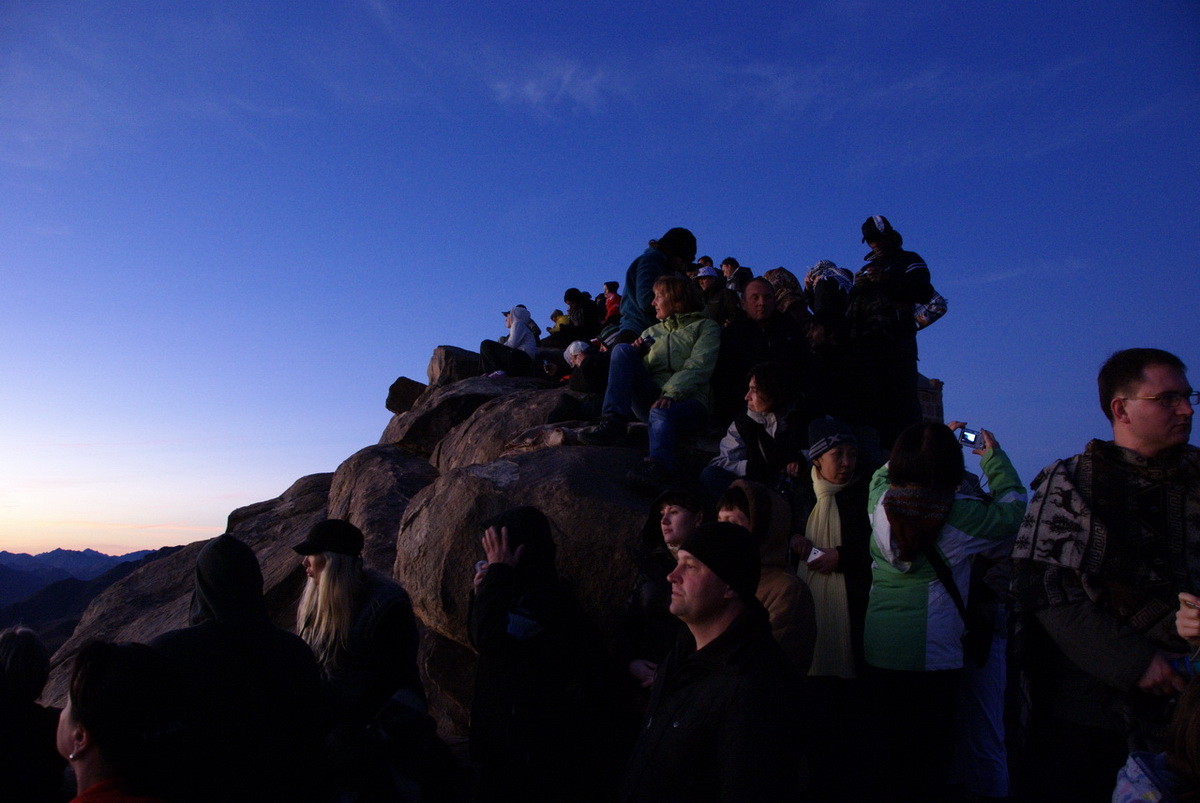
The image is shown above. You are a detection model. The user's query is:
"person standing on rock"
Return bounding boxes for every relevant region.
[293,519,432,799]
[469,506,620,801]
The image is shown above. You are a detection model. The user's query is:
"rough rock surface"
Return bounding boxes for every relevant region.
[327,444,440,571]
[378,375,556,455]
[427,345,483,388]
[395,445,648,647]
[385,376,427,415]
[430,387,575,472]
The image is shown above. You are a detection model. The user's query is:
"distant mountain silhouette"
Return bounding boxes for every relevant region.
[0,547,154,580]
[0,546,182,655]
[0,562,71,605]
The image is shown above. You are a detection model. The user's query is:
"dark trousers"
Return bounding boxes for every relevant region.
[868,666,962,802]
[479,340,535,376]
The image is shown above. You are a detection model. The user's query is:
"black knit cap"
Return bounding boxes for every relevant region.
[861,214,893,243]
[293,519,364,557]
[656,227,697,263]
[678,521,760,600]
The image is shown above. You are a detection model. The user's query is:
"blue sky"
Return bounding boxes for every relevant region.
[2,1,1197,554]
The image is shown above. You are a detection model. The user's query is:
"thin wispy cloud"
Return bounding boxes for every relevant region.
[489,58,610,115]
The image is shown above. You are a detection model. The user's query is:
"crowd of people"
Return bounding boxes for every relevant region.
[2,218,1197,802]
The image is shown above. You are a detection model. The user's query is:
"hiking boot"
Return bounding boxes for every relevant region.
[580,416,626,446]
[623,459,674,495]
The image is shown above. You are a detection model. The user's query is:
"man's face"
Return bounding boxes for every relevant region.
[697,276,716,292]
[721,262,735,277]
[667,549,733,623]
[1113,364,1194,457]
[742,281,776,323]
[660,504,703,547]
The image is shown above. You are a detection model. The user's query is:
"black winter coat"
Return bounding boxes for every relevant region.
[621,602,801,801]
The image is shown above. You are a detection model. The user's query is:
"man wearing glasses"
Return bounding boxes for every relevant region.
[1011,348,1198,801]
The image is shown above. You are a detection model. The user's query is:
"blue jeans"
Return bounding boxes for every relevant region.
[601,343,707,469]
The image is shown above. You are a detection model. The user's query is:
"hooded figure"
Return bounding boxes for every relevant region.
[151,534,326,802]
[468,506,621,800]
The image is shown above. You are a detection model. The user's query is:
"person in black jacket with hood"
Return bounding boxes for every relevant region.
[469,506,619,801]
[621,522,801,801]
[151,534,326,802]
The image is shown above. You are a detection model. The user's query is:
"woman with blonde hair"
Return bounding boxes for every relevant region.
[581,273,719,492]
[293,519,425,796]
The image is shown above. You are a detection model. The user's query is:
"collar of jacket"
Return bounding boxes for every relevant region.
[658,311,708,331]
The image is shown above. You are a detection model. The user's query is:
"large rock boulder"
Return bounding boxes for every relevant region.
[395,446,649,648]
[378,375,556,455]
[385,376,427,415]
[427,345,484,388]
[327,444,440,572]
[430,387,576,472]
[43,472,335,705]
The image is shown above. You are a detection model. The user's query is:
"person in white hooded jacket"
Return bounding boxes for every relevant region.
[480,304,540,377]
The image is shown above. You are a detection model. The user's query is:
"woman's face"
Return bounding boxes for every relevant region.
[302,553,327,580]
[745,378,774,414]
[660,504,703,547]
[813,445,857,485]
[652,289,679,320]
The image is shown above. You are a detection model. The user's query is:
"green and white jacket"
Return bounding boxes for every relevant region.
[863,447,1026,671]
[640,311,721,411]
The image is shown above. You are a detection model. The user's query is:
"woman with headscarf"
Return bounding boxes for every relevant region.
[863,421,1026,800]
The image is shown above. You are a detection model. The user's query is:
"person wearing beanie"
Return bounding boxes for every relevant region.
[469,507,621,800]
[786,416,877,799]
[292,519,426,798]
[694,264,740,326]
[616,226,697,343]
[151,534,326,802]
[621,521,801,801]
[847,215,937,448]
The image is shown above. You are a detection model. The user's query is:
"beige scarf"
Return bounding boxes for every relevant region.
[801,466,856,677]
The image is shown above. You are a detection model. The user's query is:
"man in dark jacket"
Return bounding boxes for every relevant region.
[151,534,327,802]
[712,277,812,427]
[847,215,936,447]
[621,522,801,801]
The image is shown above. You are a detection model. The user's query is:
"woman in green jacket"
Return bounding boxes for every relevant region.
[582,274,720,490]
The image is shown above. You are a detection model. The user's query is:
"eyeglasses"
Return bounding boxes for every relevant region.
[1118,390,1200,409]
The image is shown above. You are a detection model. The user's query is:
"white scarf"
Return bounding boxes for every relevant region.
[801,466,856,678]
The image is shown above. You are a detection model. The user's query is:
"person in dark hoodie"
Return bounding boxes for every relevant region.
[0,626,67,803]
[469,506,619,801]
[616,227,697,344]
[621,522,801,801]
[151,534,326,802]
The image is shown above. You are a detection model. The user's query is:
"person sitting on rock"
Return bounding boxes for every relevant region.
[580,274,720,494]
[544,288,601,348]
[695,265,741,326]
[720,256,754,299]
[562,340,609,420]
[616,227,697,345]
[600,280,621,327]
[480,305,540,378]
[469,506,619,800]
[293,519,427,799]
[699,361,807,501]
[716,480,817,675]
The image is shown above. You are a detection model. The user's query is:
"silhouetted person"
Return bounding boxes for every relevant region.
[151,534,326,802]
[0,626,67,802]
[57,640,177,802]
[469,506,619,801]
[616,227,697,344]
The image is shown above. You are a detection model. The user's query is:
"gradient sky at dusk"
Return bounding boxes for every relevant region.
[2,1,1197,554]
